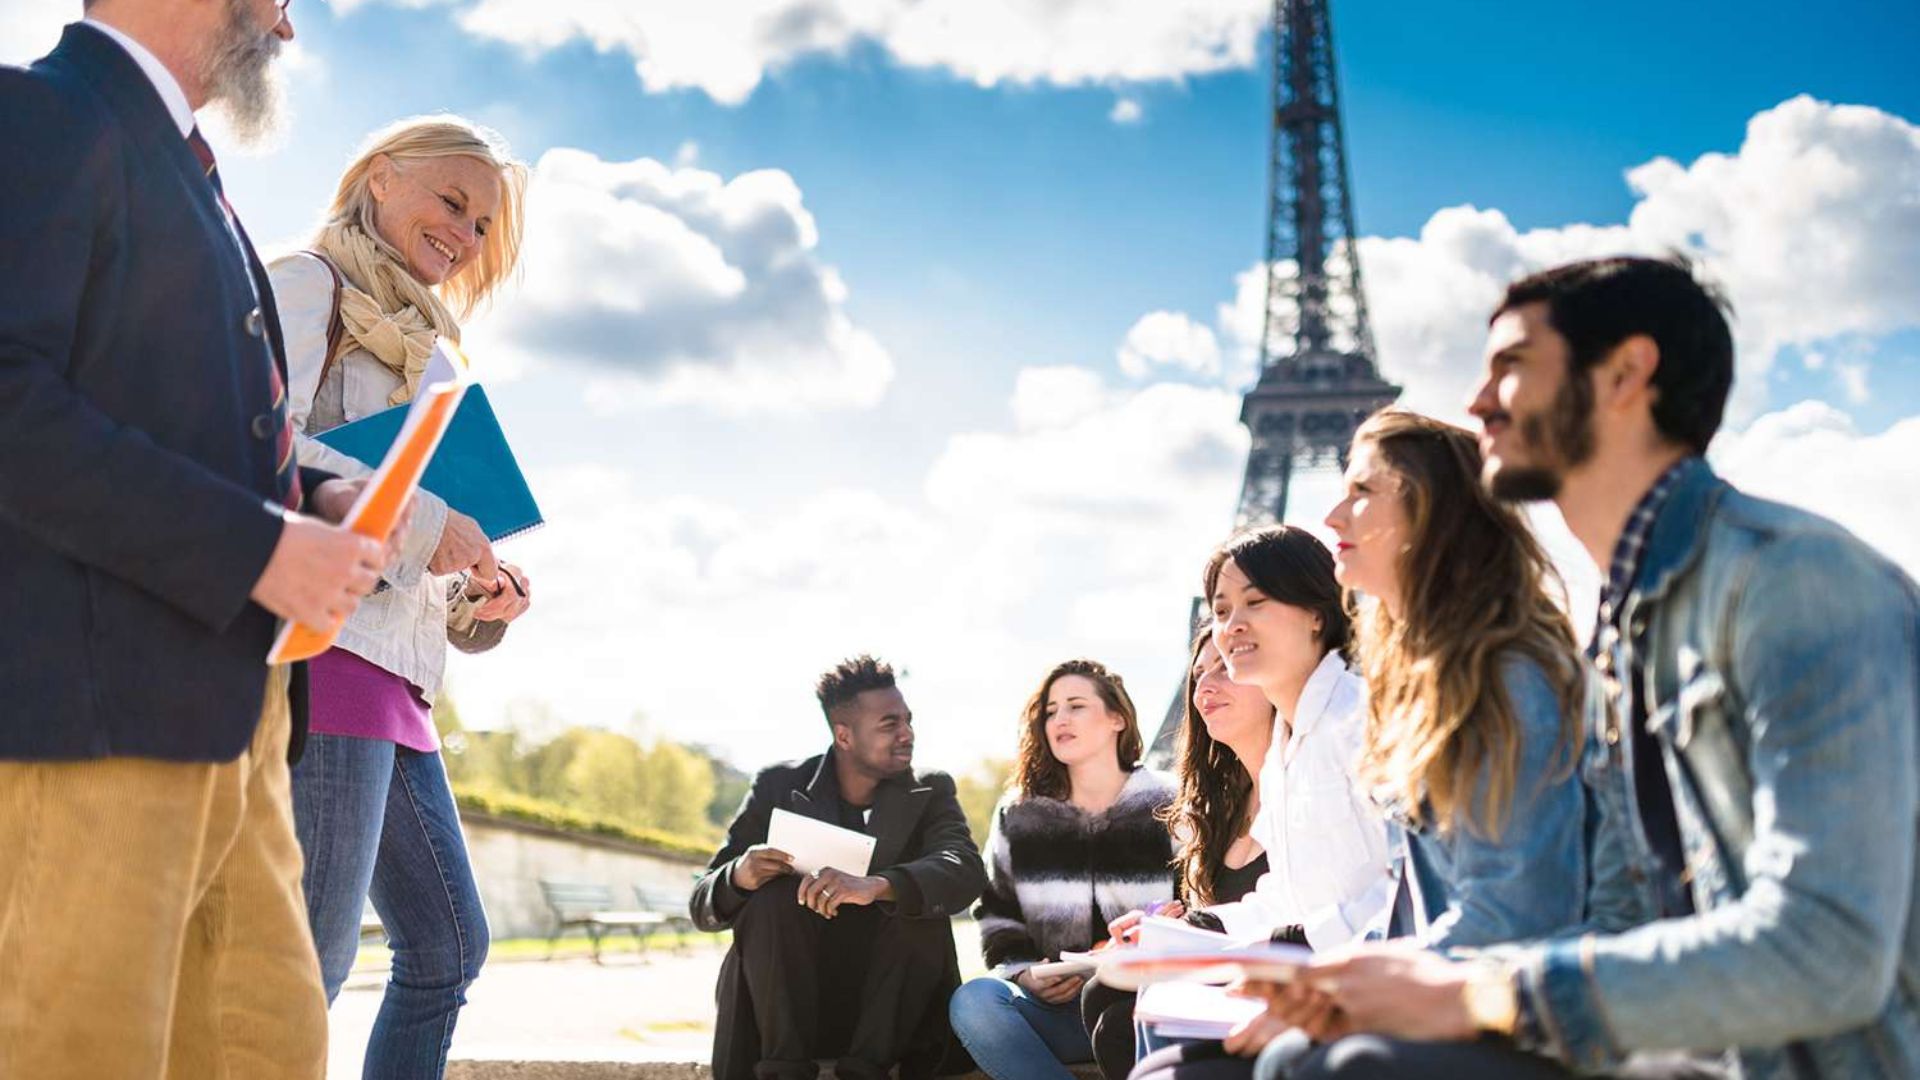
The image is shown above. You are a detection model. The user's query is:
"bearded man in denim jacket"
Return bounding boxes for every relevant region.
[1252,257,1919,1080]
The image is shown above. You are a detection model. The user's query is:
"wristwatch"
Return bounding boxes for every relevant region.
[1461,961,1519,1036]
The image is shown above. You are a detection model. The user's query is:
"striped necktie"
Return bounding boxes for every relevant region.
[186,126,301,513]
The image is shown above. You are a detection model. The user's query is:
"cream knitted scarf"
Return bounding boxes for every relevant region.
[314,221,462,406]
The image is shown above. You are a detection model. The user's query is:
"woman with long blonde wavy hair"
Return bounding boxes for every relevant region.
[1324,409,1594,949]
[268,115,532,1079]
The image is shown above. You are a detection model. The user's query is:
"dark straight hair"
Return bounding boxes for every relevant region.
[1203,525,1350,660]
[1495,255,1735,455]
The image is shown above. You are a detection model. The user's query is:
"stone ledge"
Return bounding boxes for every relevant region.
[446,1062,1102,1080]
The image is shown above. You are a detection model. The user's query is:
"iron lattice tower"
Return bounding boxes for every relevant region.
[1150,0,1398,761]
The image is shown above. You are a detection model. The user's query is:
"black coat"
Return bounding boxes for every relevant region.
[691,750,988,930]
[0,24,327,762]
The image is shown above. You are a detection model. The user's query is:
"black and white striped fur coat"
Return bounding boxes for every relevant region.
[972,767,1178,976]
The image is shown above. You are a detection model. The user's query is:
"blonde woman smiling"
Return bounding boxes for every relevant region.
[269,116,531,1080]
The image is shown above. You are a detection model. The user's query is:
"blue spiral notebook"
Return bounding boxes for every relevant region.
[313,385,544,542]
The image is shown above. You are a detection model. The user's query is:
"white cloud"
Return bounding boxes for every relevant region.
[340,0,1266,105]
[467,147,894,414]
[1010,365,1110,431]
[0,4,68,65]
[1110,97,1144,125]
[1209,97,1920,426]
[452,367,1249,767]
[1118,311,1222,380]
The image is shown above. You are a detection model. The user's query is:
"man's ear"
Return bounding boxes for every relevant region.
[830,721,852,752]
[1598,334,1660,411]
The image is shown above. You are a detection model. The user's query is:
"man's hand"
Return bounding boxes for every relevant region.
[250,513,384,628]
[1015,967,1085,1005]
[468,562,532,623]
[1222,1010,1297,1057]
[308,478,406,567]
[1297,945,1477,1042]
[796,867,893,918]
[1245,979,1346,1044]
[729,845,794,892]
[429,508,497,582]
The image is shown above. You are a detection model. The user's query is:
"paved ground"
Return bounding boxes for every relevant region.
[327,924,986,1080]
[327,942,726,1079]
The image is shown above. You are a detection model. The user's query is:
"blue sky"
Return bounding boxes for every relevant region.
[5,1,1917,768]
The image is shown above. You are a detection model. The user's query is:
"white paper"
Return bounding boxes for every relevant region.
[768,808,876,877]
[1138,914,1264,952]
[1136,982,1265,1039]
[1030,950,1100,980]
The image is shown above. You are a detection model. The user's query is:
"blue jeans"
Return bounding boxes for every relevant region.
[292,733,490,1080]
[950,975,1094,1080]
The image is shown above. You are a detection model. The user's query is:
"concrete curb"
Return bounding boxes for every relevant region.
[446,1063,1099,1080]
[447,1064,710,1080]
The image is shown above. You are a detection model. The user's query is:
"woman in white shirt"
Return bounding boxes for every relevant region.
[1201,525,1392,951]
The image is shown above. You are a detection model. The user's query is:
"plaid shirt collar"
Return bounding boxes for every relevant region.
[1597,458,1693,636]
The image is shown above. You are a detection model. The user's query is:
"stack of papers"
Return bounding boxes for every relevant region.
[1135,982,1267,1040]
[1092,939,1313,992]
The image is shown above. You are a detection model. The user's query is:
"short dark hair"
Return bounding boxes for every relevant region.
[815,654,897,725]
[1203,525,1350,659]
[1495,256,1735,455]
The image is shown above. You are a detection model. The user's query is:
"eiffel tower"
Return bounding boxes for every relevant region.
[1148,0,1399,761]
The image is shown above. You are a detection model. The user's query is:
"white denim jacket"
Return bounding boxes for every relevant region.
[1208,651,1395,949]
[268,252,498,700]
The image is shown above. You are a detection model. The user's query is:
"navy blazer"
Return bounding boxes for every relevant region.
[0,24,328,762]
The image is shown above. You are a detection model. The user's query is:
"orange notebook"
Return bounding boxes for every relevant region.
[268,342,472,665]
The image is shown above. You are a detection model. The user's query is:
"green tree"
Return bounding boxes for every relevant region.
[955,757,1013,848]
[688,744,751,831]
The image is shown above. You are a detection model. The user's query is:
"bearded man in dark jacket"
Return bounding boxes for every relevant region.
[692,655,988,1080]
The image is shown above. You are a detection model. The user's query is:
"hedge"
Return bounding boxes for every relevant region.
[452,785,716,861]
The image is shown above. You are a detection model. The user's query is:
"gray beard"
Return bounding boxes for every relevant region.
[199,0,283,146]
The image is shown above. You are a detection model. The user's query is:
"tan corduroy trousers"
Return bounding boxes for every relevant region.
[0,666,328,1079]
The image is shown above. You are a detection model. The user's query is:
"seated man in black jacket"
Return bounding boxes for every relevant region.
[692,654,988,1080]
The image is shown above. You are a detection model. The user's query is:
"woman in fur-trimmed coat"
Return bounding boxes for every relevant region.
[950,659,1178,1080]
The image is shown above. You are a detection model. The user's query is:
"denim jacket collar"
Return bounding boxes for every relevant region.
[1622,457,1728,615]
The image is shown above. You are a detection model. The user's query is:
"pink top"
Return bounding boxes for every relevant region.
[307,647,439,753]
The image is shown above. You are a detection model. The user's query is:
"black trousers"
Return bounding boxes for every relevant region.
[1081,981,1141,1080]
[714,875,958,1080]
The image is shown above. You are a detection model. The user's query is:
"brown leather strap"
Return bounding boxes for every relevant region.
[302,249,347,392]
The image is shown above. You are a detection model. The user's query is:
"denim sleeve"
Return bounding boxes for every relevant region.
[1521,534,1920,1069]
[1423,655,1588,951]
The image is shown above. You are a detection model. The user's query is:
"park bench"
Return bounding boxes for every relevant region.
[632,884,700,951]
[538,880,667,963]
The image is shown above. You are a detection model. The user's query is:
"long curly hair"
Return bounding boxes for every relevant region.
[1010,659,1143,801]
[1350,410,1583,838]
[1160,632,1272,906]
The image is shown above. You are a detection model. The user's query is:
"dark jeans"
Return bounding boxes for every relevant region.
[723,875,954,1080]
[1272,1036,1726,1080]
[292,733,489,1080]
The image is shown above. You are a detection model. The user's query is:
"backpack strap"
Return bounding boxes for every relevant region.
[301,249,348,391]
